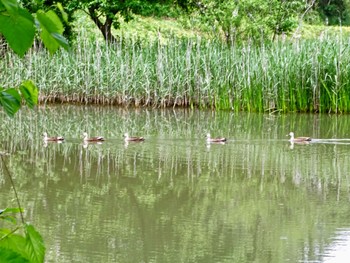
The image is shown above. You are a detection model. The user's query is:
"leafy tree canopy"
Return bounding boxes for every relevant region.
[317,0,350,25]
[0,0,69,116]
[17,0,350,45]
[22,0,192,43]
[188,0,310,43]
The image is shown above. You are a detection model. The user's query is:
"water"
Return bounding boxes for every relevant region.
[1,105,350,262]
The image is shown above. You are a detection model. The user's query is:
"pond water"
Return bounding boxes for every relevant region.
[1,105,350,263]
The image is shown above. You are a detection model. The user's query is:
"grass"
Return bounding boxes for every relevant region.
[2,25,350,113]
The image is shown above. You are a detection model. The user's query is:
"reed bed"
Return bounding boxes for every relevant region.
[1,31,350,113]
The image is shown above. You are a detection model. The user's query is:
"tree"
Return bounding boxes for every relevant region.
[190,0,310,43]
[317,0,350,25]
[22,0,192,43]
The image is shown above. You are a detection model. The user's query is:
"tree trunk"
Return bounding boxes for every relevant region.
[88,8,117,43]
[0,34,8,58]
[100,17,117,43]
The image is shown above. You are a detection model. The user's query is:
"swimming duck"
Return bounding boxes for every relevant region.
[287,132,311,142]
[206,133,227,143]
[83,132,105,142]
[43,132,64,142]
[124,133,145,142]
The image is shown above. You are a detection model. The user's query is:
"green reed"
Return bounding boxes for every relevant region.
[1,31,350,113]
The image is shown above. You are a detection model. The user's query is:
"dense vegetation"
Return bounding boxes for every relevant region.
[1,2,350,262]
[2,0,350,114]
[2,27,350,113]
[2,1,350,262]
[0,0,69,116]
[20,0,350,43]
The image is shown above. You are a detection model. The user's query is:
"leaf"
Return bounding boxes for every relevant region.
[0,208,23,224]
[0,7,35,57]
[0,0,19,14]
[56,2,68,23]
[0,88,21,117]
[36,10,69,54]
[0,229,28,259]
[0,208,23,215]
[0,247,29,263]
[19,80,39,109]
[37,10,64,33]
[51,32,70,51]
[25,224,45,263]
[0,215,17,225]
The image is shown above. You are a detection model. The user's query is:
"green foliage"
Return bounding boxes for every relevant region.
[0,0,69,261]
[0,0,69,56]
[0,81,38,117]
[0,0,69,117]
[0,208,23,224]
[0,88,21,117]
[36,10,69,53]
[24,225,45,263]
[190,0,307,42]
[0,2,35,57]
[317,0,350,25]
[22,0,75,41]
[0,209,45,263]
[0,152,46,263]
[0,247,29,263]
[19,81,39,109]
[26,0,191,42]
[17,0,350,43]
[2,32,350,113]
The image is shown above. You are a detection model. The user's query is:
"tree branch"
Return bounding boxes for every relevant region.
[1,154,25,224]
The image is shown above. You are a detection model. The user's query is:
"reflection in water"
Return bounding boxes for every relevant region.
[323,229,350,263]
[82,141,104,148]
[206,141,226,150]
[1,106,350,262]
[289,140,310,149]
[43,140,64,148]
[124,140,145,149]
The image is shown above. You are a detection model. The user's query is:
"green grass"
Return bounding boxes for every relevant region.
[2,27,350,113]
[73,11,207,43]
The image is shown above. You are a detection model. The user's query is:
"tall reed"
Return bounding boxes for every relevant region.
[1,30,350,113]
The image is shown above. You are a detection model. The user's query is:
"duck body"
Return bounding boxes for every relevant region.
[124,133,145,142]
[206,133,227,143]
[43,132,64,142]
[288,132,311,142]
[83,132,105,142]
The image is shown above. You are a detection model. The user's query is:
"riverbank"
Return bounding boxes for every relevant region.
[2,30,350,113]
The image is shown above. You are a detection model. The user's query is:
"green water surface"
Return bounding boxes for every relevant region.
[1,105,350,263]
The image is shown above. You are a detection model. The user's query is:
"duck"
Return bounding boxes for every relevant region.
[43,132,64,142]
[287,132,311,142]
[124,133,145,142]
[206,133,227,143]
[83,132,105,142]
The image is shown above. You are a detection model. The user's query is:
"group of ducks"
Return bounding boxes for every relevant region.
[205,132,311,143]
[43,131,311,144]
[43,132,145,143]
